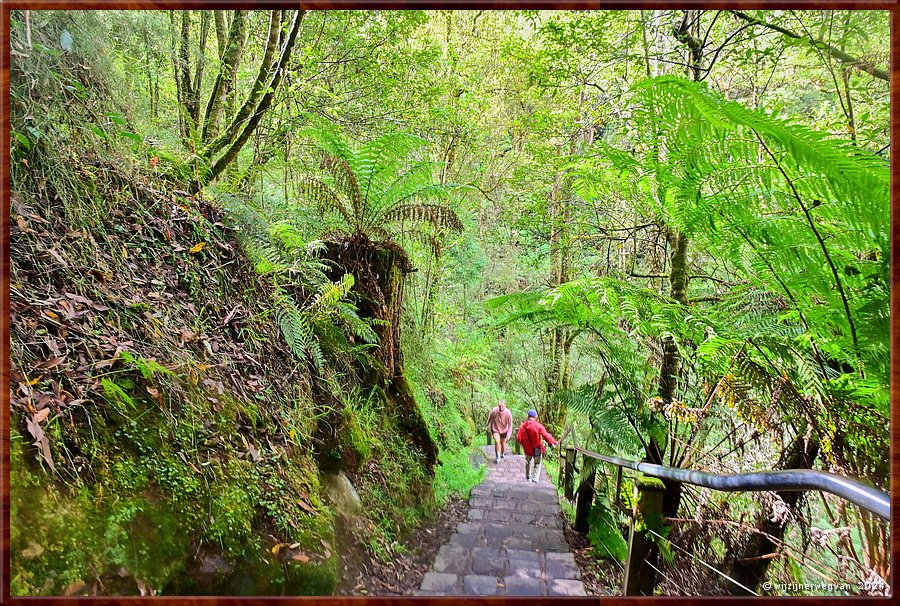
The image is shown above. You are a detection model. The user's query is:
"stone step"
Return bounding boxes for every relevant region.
[418,446,588,596]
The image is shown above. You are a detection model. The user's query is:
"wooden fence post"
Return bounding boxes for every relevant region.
[623,474,666,596]
[574,457,597,532]
[563,447,576,501]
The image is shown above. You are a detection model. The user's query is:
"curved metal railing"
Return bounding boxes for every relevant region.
[557,428,890,520]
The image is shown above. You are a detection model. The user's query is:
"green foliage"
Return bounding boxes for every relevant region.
[120,351,174,380]
[100,378,137,414]
[9,7,891,597]
[586,501,628,563]
[222,194,378,371]
[433,447,485,506]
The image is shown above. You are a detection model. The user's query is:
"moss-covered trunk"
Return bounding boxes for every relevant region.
[323,236,438,471]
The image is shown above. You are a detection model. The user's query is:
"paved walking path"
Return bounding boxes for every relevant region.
[416,446,587,596]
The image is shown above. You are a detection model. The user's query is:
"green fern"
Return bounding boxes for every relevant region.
[221,194,377,372]
[299,126,466,252]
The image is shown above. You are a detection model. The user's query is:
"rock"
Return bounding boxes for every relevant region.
[198,553,234,575]
[323,471,362,515]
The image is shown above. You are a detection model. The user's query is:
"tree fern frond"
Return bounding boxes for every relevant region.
[299,178,354,226]
[383,203,463,233]
[274,289,321,371]
[320,152,364,221]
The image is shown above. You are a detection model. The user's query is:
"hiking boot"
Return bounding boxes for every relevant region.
[531,478,538,483]
[495,456,500,464]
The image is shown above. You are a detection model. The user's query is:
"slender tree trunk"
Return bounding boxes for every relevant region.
[189,11,211,127]
[203,10,288,159]
[544,142,573,435]
[177,12,196,136]
[213,10,227,58]
[204,11,304,187]
[642,12,702,591]
[202,10,251,143]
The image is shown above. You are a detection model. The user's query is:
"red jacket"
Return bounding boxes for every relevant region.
[516,418,557,455]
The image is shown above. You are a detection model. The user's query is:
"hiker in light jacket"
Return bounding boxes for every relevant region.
[516,409,557,482]
[486,399,513,464]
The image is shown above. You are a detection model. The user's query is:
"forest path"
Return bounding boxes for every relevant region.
[415,446,587,596]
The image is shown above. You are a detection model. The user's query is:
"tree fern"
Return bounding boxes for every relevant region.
[221,194,377,371]
[298,125,465,255]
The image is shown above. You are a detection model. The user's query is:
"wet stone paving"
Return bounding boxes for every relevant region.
[416,446,587,596]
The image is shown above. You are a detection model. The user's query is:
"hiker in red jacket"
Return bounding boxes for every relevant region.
[516,410,557,483]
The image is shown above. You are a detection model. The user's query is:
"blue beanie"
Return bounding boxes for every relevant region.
[528,409,537,417]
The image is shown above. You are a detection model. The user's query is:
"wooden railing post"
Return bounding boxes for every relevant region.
[574,456,597,532]
[623,474,666,596]
[563,447,576,501]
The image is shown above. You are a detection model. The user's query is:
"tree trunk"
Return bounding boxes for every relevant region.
[323,236,439,472]
[201,10,249,143]
[201,10,304,187]
[544,143,574,435]
[203,10,289,159]
[189,11,211,128]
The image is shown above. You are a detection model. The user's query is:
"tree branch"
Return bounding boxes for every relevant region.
[730,10,888,82]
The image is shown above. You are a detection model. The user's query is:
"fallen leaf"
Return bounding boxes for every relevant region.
[46,247,69,267]
[33,408,51,424]
[297,499,316,514]
[39,436,57,472]
[146,387,163,406]
[292,553,311,563]
[45,310,59,319]
[63,581,85,596]
[26,416,45,443]
[21,541,44,558]
[150,156,159,168]
[94,360,115,373]
[222,305,242,325]
[247,443,260,462]
[271,543,286,556]
[189,242,206,254]
[35,356,66,370]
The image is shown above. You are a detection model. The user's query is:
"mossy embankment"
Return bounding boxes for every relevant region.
[8,151,475,596]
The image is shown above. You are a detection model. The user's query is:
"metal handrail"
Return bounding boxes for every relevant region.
[558,427,890,521]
